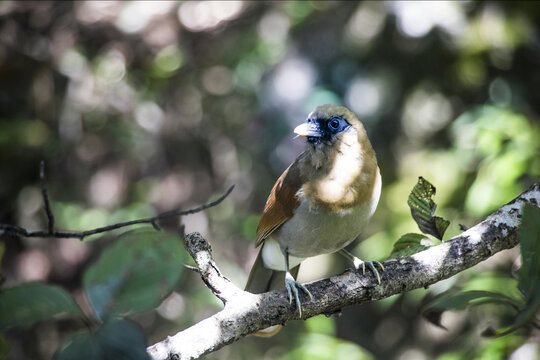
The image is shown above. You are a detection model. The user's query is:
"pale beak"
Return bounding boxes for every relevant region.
[293,121,322,138]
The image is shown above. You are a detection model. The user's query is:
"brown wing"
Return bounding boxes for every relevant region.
[255,154,305,246]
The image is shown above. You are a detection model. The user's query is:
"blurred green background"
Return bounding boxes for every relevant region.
[1,1,539,359]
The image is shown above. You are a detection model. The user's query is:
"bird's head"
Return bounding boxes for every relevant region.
[294,104,368,150]
[293,104,378,209]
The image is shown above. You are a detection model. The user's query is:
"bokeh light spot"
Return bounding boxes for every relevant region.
[95,50,126,84]
[402,87,453,141]
[152,45,183,78]
[24,120,49,147]
[202,66,234,96]
[270,57,316,106]
[17,250,51,281]
[178,1,244,32]
[156,291,185,320]
[389,1,466,38]
[135,101,165,134]
[88,167,125,207]
[345,1,386,47]
[345,77,381,118]
[489,77,512,105]
[258,10,290,44]
[115,1,175,34]
[17,186,42,217]
[59,49,88,79]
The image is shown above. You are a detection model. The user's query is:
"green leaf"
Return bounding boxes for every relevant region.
[388,233,434,259]
[53,318,149,360]
[422,290,522,329]
[487,296,540,337]
[0,334,9,358]
[461,272,523,302]
[0,241,5,280]
[517,204,540,298]
[426,290,521,311]
[0,283,83,331]
[486,204,540,337]
[407,177,450,240]
[83,230,184,321]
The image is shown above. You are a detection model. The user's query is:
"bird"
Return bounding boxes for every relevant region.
[245,104,382,337]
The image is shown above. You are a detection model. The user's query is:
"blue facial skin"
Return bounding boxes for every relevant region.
[306,116,351,144]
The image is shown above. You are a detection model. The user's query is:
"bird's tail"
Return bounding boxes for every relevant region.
[245,248,299,337]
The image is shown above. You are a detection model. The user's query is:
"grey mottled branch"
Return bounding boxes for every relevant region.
[147,182,540,360]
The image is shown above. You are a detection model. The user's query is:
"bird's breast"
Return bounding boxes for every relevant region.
[276,169,381,259]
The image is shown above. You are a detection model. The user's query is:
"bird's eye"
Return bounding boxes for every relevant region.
[327,118,341,131]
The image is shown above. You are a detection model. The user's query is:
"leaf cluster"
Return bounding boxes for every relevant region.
[0,230,184,359]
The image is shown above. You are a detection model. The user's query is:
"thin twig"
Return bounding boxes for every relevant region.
[184,265,201,273]
[40,161,55,235]
[0,185,235,240]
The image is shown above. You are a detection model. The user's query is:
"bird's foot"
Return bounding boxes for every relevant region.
[352,258,385,284]
[285,271,312,317]
[339,249,385,284]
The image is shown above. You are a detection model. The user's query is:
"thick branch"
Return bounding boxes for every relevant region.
[147,182,540,360]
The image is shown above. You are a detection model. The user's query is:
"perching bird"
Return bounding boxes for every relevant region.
[245,104,382,336]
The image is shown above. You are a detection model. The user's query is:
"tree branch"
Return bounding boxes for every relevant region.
[147,182,540,360]
[0,161,234,240]
[183,232,246,304]
[39,160,55,235]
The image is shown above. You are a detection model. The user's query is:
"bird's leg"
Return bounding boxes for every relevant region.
[339,248,384,284]
[284,249,312,317]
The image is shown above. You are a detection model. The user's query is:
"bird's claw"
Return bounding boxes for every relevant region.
[356,259,385,284]
[341,249,384,284]
[285,272,312,317]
